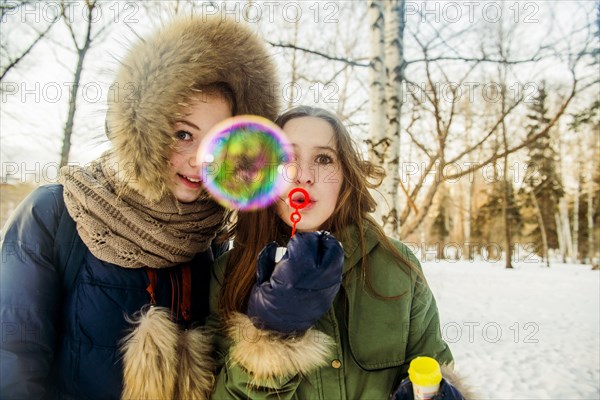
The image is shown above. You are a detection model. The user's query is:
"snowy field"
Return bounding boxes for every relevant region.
[422,259,600,400]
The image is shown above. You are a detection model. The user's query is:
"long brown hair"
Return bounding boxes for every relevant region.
[219,106,421,317]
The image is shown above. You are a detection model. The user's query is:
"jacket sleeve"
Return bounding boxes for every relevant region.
[399,256,476,398]
[402,244,454,372]
[0,185,65,398]
[208,253,333,400]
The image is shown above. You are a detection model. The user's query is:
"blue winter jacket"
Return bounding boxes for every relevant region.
[0,185,216,399]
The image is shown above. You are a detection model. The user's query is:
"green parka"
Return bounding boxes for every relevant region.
[208,223,453,399]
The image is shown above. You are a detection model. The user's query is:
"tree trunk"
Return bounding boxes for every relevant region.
[367,0,386,160]
[559,197,573,262]
[59,3,95,167]
[572,180,580,262]
[499,81,513,269]
[466,177,474,260]
[60,49,86,167]
[366,0,406,238]
[288,18,299,109]
[501,169,513,268]
[531,191,550,267]
[587,181,595,265]
[367,0,386,223]
[555,212,566,262]
[453,185,465,259]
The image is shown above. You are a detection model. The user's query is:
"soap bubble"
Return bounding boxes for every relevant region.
[197,115,293,210]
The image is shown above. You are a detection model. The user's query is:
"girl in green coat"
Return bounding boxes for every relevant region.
[208,106,473,399]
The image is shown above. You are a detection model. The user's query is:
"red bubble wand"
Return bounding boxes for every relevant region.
[288,188,310,237]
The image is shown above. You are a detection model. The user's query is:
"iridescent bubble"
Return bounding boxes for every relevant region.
[197,115,293,210]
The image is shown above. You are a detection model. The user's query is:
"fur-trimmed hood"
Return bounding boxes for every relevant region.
[106,16,279,201]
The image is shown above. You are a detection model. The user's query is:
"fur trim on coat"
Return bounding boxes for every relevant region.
[174,328,216,400]
[441,364,478,399]
[107,16,280,201]
[226,312,334,387]
[120,307,215,400]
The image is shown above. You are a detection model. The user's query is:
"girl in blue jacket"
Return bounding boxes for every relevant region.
[0,16,278,399]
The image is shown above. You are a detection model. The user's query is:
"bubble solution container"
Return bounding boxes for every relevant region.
[408,356,442,400]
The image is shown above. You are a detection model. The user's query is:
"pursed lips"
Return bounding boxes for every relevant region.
[289,198,317,209]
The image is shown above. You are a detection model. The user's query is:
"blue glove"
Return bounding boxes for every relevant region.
[246,231,344,334]
[392,378,465,400]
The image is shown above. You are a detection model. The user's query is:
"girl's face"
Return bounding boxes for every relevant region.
[276,116,343,232]
[167,94,232,203]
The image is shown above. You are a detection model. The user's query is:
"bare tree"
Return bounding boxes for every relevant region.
[362,2,580,241]
[287,17,300,109]
[1,1,59,80]
[59,0,111,167]
[495,14,518,269]
[266,2,369,119]
[400,4,598,247]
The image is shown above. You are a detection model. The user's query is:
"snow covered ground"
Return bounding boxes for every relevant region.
[422,259,600,400]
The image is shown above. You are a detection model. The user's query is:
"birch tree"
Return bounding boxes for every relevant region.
[367,0,386,167]
[366,0,405,237]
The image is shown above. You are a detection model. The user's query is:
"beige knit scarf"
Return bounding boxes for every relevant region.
[59,156,227,268]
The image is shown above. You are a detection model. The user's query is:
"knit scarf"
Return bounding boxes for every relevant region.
[59,156,227,268]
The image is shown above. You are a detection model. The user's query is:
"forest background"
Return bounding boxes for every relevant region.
[1,0,599,268]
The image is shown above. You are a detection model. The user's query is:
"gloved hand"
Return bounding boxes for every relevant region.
[246,231,344,334]
[392,377,466,400]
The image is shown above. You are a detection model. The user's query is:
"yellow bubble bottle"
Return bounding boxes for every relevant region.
[408,356,442,400]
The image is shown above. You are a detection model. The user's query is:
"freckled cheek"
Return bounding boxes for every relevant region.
[168,152,188,171]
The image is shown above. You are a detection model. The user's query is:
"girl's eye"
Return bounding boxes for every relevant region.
[315,153,334,165]
[175,130,192,141]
